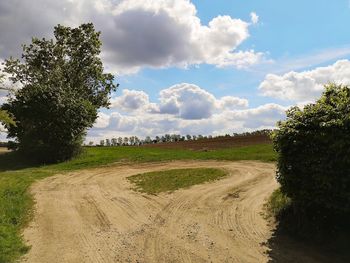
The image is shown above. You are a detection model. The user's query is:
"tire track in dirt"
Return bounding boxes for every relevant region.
[22,161,277,263]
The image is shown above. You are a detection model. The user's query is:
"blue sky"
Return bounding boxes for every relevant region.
[116,0,350,105]
[1,0,350,141]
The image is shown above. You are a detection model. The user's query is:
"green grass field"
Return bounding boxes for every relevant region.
[128,168,228,194]
[0,144,275,262]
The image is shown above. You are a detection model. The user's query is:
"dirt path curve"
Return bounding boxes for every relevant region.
[22,161,278,263]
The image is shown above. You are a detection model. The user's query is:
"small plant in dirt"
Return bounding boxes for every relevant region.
[273,83,350,237]
[1,23,117,162]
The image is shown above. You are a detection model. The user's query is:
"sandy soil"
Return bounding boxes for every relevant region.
[22,161,279,263]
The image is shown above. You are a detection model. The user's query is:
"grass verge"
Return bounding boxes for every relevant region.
[265,188,291,218]
[128,168,227,194]
[0,143,275,262]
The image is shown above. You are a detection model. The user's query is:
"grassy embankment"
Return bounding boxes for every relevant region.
[0,143,275,262]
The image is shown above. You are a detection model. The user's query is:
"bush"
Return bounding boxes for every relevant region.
[273,84,350,216]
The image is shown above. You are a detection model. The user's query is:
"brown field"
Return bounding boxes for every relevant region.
[142,134,271,150]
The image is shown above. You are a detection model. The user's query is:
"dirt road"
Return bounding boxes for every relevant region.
[22,161,278,263]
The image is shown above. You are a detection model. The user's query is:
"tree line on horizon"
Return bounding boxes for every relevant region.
[92,129,272,147]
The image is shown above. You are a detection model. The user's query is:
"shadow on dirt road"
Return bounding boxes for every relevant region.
[266,223,350,263]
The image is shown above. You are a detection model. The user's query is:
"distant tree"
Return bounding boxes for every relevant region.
[88,141,94,146]
[99,140,105,146]
[164,134,171,142]
[155,136,160,143]
[129,136,135,145]
[1,23,117,162]
[192,135,197,140]
[117,137,123,146]
[123,137,129,145]
[186,134,192,141]
[105,139,111,146]
[111,138,117,146]
[145,136,151,144]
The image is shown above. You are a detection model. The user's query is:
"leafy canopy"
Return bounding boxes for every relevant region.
[1,23,117,162]
[0,74,15,129]
[273,84,350,214]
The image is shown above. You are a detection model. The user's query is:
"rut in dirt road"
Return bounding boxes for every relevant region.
[22,161,278,263]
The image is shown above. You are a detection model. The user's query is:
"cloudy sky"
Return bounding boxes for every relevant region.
[1,0,350,142]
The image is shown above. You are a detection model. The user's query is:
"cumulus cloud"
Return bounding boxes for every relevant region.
[217,96,249,110]
[259,59,350,102]
[156,83,217,119]
[111,83,249,120]
[111,89,150,111]
[86,83,284,142]
[157,84,249,119]
[94,112,110,128]
[230,103,286,129]
[0,0,262,74]
[87,102,285,142]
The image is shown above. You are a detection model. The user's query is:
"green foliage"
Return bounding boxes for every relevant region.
[128,168,227,194]
[1,23,117,162]
[273,84,350,215]
[0,110,15,129]
[0,75,15,130]
[265,188,291,218]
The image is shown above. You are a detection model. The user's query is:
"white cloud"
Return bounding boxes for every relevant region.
[259,59,350,102]
[94,112,110,128]
[86,84,285,142]
[217,96,249,109]
[87,102,285,142]
[250,12,259,24]
[157,83,217,119]
[112,84,249,120]
[111,89,150,111]
[230,103,286,129]
[0,0,262,74]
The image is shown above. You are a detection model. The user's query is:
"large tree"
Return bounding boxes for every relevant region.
[1,23,117,162]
